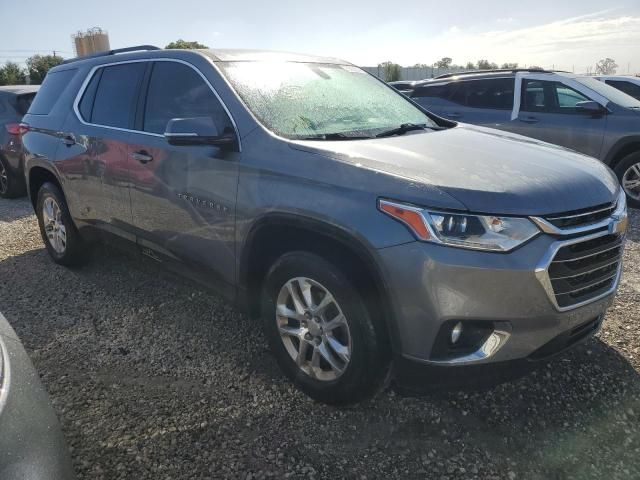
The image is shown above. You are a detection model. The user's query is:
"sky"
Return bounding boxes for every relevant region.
[1,0,639,73]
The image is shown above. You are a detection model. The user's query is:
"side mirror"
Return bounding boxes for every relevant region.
[164,117,236,147]
[575,101,605,114]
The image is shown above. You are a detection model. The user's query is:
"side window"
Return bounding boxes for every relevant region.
[412,83,453,99]
[90,63,146,128]
[78,69,102,121]
[29,69,77,115]
[465,79,514,110]
[554,84,589,109]
[143,62,231,135]
[605,80,640,100]
[521,80,550,112]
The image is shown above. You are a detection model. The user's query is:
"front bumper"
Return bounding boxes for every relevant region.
[0,314,75,480]
[376,229,619,370]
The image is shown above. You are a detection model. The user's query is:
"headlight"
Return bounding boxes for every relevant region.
[379,199,540,252]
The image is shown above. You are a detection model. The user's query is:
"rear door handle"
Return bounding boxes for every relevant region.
[519,116,540,124]
[130,150,153,164]
[59,132,76,146]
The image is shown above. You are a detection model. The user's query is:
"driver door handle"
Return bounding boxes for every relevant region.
[130,150,153,164]
[519,116,540,124]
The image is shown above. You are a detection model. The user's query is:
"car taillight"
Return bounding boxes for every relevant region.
[5,123,29,136]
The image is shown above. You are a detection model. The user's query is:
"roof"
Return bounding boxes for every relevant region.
[200,48,350,65]
[422,70,578,85]
[0,85,39,95]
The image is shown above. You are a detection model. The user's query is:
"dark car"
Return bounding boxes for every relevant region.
[0,312,75,479]
[410,69,640,207]
[0,85,38,198]
[21,47,627,404]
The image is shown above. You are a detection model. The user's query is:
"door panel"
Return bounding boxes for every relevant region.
[127,60,239,286]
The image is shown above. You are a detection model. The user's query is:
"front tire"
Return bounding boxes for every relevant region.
[614,151,640,209]
[261,251,389,405]
[36,182,88,266]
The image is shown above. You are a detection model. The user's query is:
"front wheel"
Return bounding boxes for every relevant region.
[261,251,389,405]
[614,151,640,209]
[36,182,88,266]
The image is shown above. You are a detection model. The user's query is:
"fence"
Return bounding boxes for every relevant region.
[361,66,472,81]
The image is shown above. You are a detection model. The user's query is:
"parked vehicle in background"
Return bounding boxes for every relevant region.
[411,70,640,207]
[0,86,39,198]
[0,311,75,479]
[593,76,640,101]
[22,47,627,404]
[388,80,420,95]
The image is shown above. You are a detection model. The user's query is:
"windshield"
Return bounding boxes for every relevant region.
[574,76,640,108]
[219,61,438,139]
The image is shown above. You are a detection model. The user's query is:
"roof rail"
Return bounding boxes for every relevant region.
[61,45,161,65]
[434,68,549,80]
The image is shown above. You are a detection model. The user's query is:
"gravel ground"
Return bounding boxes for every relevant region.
[1,197,639,480]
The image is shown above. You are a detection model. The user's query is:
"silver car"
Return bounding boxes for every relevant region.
[411,70,640,207]
[0,312,74,479]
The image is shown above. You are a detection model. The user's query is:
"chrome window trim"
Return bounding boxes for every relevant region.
[534,229,624,312]
[72,58,242,151]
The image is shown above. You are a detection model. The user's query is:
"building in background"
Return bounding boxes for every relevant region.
[72,28,110,57]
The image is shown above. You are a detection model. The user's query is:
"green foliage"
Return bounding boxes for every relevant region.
[379,61,402,82]
[477,59,498,70]
[465,61,476,70]
[595,58,618,75]
[165,39,209,49]
[434,57,452,69]
[501,62,519,69]
[26,55,64,85]
[0,62,27,85]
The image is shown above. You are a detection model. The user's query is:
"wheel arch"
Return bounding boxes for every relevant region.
[27,165,63,209]
[238,213,401,353]
[604,135,640,169]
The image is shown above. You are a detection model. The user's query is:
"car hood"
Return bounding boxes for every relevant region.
[289,124,619,215]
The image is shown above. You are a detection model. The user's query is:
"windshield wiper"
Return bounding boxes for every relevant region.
[375,123,431,138]
[298,132,373,140]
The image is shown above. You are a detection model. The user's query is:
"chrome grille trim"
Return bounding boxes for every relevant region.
[535,230,624,312]
[545,204,615,222]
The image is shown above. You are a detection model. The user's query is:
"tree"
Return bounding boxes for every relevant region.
[379,61,402,82]
[413,63,430,68]
[477,59,498,70]
[501,62,518,69]
[165,39,209,49]
[0,62,27,85]
[434,57,452,69]
[465,61,476,70]
[26,54,64,84]
[595,58,618,75]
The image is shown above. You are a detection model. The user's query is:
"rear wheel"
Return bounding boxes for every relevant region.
[36,182,88,266]
[614,151,640,209]
[0,156,25,199]
[261,251,389,405]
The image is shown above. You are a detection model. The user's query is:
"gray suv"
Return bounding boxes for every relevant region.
[410,70,640,208]
[22,47,628,404]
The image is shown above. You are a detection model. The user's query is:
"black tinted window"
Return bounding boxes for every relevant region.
[412,83,454,99]
[143,62,230,134]
[91,63,146,128]
[14,93,36,116]
[465,79,514,109]
[29,69,77,115]
[605,80,640,100]
[78,69,102,121]
[522,80,590,113]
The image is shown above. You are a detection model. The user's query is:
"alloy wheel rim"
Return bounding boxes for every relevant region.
[42,197,67,254]
[276,277,351,381]
[622,162,640,201]
[0,162,7,194]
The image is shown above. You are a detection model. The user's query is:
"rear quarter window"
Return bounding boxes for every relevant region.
[29,69,77,115]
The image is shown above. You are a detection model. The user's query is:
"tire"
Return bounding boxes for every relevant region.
[614,151,640,209]
[36,182,88,266]
[261,251,390,405]
[0,156,25,199]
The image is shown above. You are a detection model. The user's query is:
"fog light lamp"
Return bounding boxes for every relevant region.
[451,322,463,344]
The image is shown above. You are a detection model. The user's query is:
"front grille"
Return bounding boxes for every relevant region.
[548,234,623,308]
[543,202,615,229]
